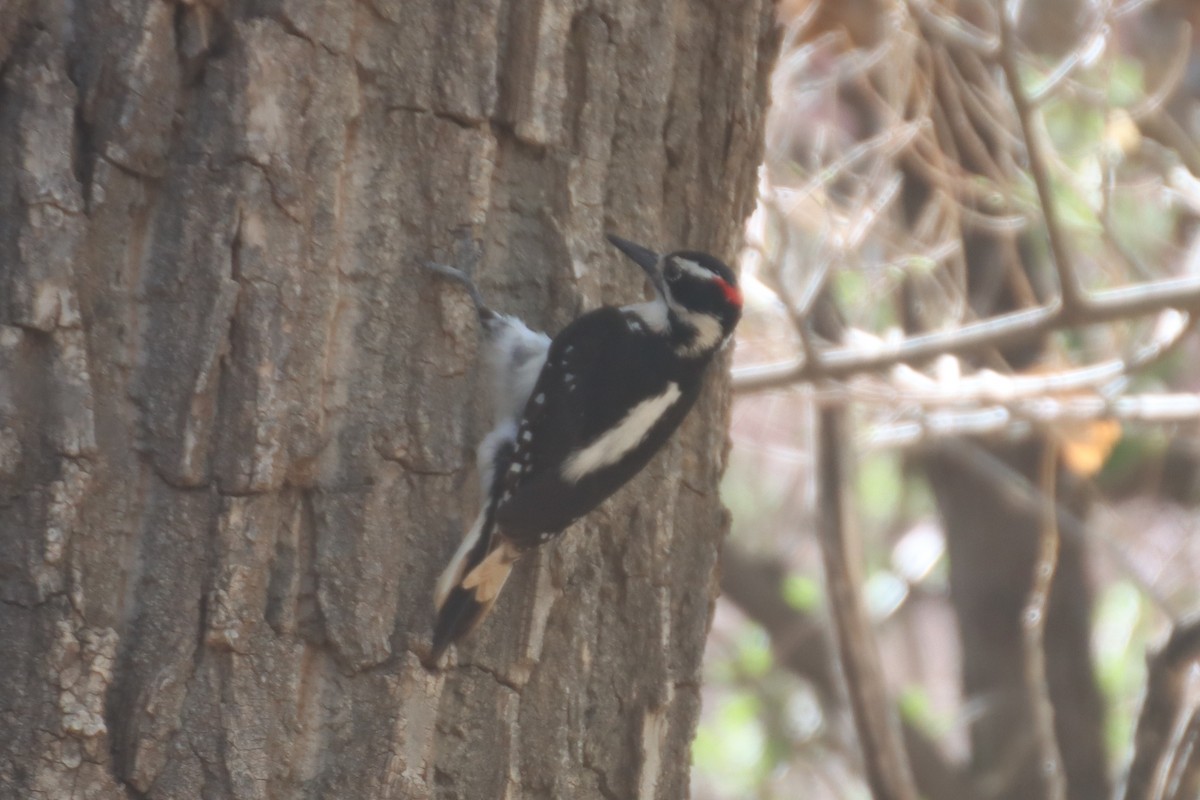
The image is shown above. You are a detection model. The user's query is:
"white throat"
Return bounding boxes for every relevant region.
[674,307,725,358]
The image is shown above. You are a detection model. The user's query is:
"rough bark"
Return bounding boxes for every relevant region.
[0,2,778,798]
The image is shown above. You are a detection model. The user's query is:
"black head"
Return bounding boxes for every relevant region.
[606,234,743,355]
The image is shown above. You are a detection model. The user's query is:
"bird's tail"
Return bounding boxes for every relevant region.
[434,532,523,662]
[430,434,522,664]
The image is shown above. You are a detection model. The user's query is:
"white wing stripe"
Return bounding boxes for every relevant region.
[561,382,682,482]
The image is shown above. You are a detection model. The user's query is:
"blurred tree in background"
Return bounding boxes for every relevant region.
[696,1,1200,798]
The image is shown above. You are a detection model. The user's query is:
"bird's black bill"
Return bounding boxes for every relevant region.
[604,232,662,277]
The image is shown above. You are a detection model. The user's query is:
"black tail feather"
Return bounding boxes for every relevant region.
[427,439,518,667]
[430,584,489,663]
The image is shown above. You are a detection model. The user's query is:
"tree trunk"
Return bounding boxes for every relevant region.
[924,443,1108,800]
[0,2,778,798]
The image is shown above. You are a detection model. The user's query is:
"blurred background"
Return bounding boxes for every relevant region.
[692,1,1200,798]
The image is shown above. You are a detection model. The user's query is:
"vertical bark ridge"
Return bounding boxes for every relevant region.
[0,2,779,797]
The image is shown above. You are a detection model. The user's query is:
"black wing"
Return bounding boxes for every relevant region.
[494,307,700,543]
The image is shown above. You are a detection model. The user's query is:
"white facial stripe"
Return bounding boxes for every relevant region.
[676,309,726,357]
[562,382,682,481]
[675,258,713,282]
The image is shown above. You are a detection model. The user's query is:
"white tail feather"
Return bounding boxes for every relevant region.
[436,421,518,612]
[434,509,486,612]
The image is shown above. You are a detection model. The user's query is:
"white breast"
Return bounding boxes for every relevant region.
[486,314,551,424]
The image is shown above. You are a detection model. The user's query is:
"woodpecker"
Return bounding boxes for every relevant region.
[427,234,743,663]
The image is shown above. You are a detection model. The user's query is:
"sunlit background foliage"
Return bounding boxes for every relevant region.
[693,1,1200,797]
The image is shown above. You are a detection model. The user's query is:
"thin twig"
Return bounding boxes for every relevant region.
[734,271,1200,391]
[997,0,1084,314]
[1129,23,1192,122]
[719,547,982,800]
[906,0,1000,55]
[1123,617,1200,800]
[1163,709,1200,800]
[863,392,1200,452]
[844,307,1192,406]
[1023,439,1067,800]
[1026,2,1112,107]
[928,440,1178,622]
[817,407,920,800]
[1100,157,1157,281]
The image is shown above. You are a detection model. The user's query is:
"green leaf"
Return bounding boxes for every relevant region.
[693,693,768,795]
[1108,58,1145,107]
[856,452,904,527]
[782,574,822,612]
[898,685,934,726]
[737,629,773,678]
[1094,581,1148,759]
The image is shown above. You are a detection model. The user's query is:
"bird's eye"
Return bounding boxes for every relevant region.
[663,260,682,282]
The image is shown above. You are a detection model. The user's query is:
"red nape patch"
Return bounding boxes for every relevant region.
[716,278,743,308]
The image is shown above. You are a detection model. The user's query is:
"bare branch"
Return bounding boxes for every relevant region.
[864,392,1200,452]
[734,276,1200,391]
[1027,5,1112,107]
[926,440,1179,621]
[906,0,1000,55]
[1022,440,1067,800]
[852,308,1191,404]
[1129,23,1192,122]
[817,407,919,800]
[997,0,1084,315]
[719,548,983,800]
[1123,617,1200,800]
[1163,710,1200,800]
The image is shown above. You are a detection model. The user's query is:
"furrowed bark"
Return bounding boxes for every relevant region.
[0,2,779,798]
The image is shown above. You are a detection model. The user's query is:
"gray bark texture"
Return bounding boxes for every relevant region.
[0,2,778,798]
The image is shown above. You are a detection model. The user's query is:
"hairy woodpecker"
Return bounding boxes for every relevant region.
[427,234,743,662]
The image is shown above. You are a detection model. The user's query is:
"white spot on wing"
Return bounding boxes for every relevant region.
[561,382,682,482]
